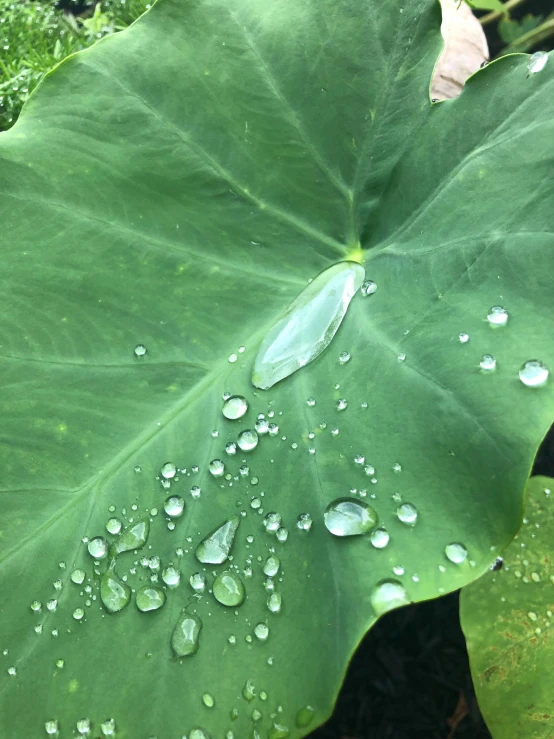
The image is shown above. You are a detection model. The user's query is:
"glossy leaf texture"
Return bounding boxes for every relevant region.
[461,477,554,739]
[0,1,553,737]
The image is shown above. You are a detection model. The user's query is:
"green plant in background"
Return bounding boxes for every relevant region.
[0,0,149,131]
[475,0,554,53]
[0,0,553,738]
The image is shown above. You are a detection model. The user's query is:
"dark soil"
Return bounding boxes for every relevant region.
[310,424,554,738]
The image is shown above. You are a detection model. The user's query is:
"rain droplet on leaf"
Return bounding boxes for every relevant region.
[237,429,258,451]
[445,542,468,564]
[134,344,147,357]
[164,495,185,518]
[480,354,496,371]
[222,395,248,420]
[113,519,150,554]
[487,305,508,326]
[87,537,108,559]
[100,569,131,614]
[136,586,166,612]
[397,503,418,526]
[251,262,365,389]
[361,280,377,296]
[161,462,177,479]
[324,498,378,536]
[370,579,410,615]
[370,527,390,549]
[528,50,548,75]
[195,517,240,564]
[213,571,246,607]
[519,360,549,387]
[208,459,225,477]
[171,610,202,657]
[254,623,269,641]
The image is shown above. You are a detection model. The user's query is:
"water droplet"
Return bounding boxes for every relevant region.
[397,503,418,526]
[324,498,378,536]
[263,555,280,577]
[519,360,549,387]
[73,608,85,621]
[339,351,351,364]
[202,692,215,708]
[361,280,377,296]
[161,462,177,479]
[397,352,406,362]
[252,262,365,389]
[263,512,282,533]
[370,579,410,615]
[190,730,210,739]
[45,720,59,735]
[267,592,282,613]
[336,398,348,411]
[55,659,64,668]
[480,354,496,371]
[113,519,150,554]
[106,517,122,535]
[250,497,262,510]
[100,568,131,614]
[458,333,469,344]
[268,723,290,739]
[162,565,181,587]
[134,344,147,357]
[237,429,259,452]
[306,397,316,407]
[172,610,202,657]
[30,600,41,612]
[276,527,289,542]
[296,513,313,531]
[528,611,538,622]
[7,666,16,676]
[76,718,91,734]
[196,517,240,564]
[255,418,269,434]
[243,678,256,700]
[87,537,108,559]
[487,305,508,326]
[208,459,225,477]
[191,485,201,499]
[164,495,185,518]
[225,442,237,455]
[354,454,365,465]
[392,462,402,473]
[190,573,207,593]
[136,586,166,612]
[100,718,116,736]
[445,542,468,564]
[254,623,269,641]
[268,423,279,436]
[370,527,390,549]
[239,464,250,477]
[222,395,248,420]
[296,706,316,728]
[46,599,57,612]
[528,50,548,75]
[213,571,245,607]
[149,555,161,571]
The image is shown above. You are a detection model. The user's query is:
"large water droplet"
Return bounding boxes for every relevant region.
[396,503,418,526]
[263,512,282,533]
[136,586,166,612]
[296,706,316,728]
[71,569,85,585]
[254,623,269,641]
[208,459,225,477]
[113,519,150,554]
[480,354,496,371]
[162,565,181,587]
[164,495,185,518]
[100,718,116,736]
[222,395,248,420]
[213,571,245,607]
[100,568,131,614]
[324,498,377,536]
[487,305,508,326]
[370,527,390,549]
[237,429,259,451]
[267,592,282,613]
[195,517,240,564]
[361,280,377,296]
[87,537,108,559]
[263,555,280,577]
[161,462,177,479]
[105,517,122,535]
[370,579,410,615]
[445,542,468,564]
[252,262,365,389]
[519,360,549,387]
[528,50,548,75]
[171,610,202,657]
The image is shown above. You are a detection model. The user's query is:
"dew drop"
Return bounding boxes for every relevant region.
[339,351,351,364]
[336,398,348,411]
[87,537,108,559]
[480,354,497,371]
[213,571,246,607]
[268,723,290,738]
[254,623,269,641]
[255,418,269,434]
[113,519,150,554]
[76,718,91,734]
[458,333,469,344]
[263,512,282,533]
[267,592,282,613]
[324,498,378,536]
[370,579,410,615]
[361,280,377,296]
[397,503,418,526]
[487,305,508,326]
[225,442,237,455]
[243,678,256,701]
[100,569,131,614]
[100,719,116,736]
[370,527,390,549]
[519,360,549,387]
[296,513,313,531]
[190,730,210,739]
[31,600,42,612]
[190,572,206,593]
[445,542,468,564]
[222,395,249,420]
[162,565,181,587]
[252,262,365,389]
[208,459,225,477]
[73,608,85,621]
[164,495,185,518]
[263,555,280,577]
[276,527,289,542]
[172,610,203,657]
[136,585,166,612]
[392,462,402,473]
[237,429,259,452]
[161,462,177,479]
[105,517,122,535]
[306,397,316,407]
[296,706,316,728]
[134,344,147,357]
[202,693,215,708]
[528,50,548,75]
[45,720,59,735]
[196,517,240,564]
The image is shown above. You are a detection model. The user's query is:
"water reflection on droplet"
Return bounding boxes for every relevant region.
[208,459,225,477]
[254,623,269,641]
[487,305,508,326]
[164,495,185,518]
[100,718,116,736]
[445,542,468,564]
[361,280,377,296]
[101,569,131,614]
[87,537,108,559]
[397,503,418,526]
[172,610,203,657]
[296,513,313,531]
[263,555,280,577]
[196,517,240,564]
[339,351,351,364]
[528,50,548,75]
[324,498,377,536]
[480,354,496,371]
[238,429,259,452]
[134,344,147,357]
[370,579,409,615]
[458,333,469,344]
[136,585,166,612]
[370,527,390,549]
[213,571,245,607]
[263,512,281,533]
[113,519,150,554]
[519,360,549,387]
[222,395,248,420]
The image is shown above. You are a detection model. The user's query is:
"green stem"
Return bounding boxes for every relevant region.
[502,17,554,51]
[480,0,526,26]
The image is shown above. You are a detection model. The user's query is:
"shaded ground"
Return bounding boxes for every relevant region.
[311,423,554,738]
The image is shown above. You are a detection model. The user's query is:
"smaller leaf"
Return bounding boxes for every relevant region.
[465,0,506,12]
[498,14,544,45]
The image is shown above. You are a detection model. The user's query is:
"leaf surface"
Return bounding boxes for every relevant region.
[0,1,553,737]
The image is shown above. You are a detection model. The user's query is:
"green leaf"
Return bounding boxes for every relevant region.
[461,476,554,739]
[498,14,544,46]
[465,0,506,13]
[0,1,553,737]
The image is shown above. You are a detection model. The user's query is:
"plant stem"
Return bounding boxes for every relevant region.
[503,17,554,50]
[480,0,526,26]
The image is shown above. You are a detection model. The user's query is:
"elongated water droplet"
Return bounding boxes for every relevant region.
[113,519,150,554]
[172,610,202,657]
[528,50,548,75]
[222,395,248,420]
[213,571,245,607]
[480,354,496,371]
[263,555,280,577]
[196,517,240,564]
[136,586,166,612]
[268,723,290,739]
[324,498,377,536]
[370,527,390,549]
[296,706,316,728]
[397,503,418,526]
[370,579,410,615]
[487,305,508,326]
[445,542,468,564]
[252,262,365,389]
[87,537,108,559]
[519,360,549,387]
[100,568,131,614]
[237,429,258,451]
[208,459,225,477]
[164,495,185,518]
[243,678,256,701]
[267,592,282,613]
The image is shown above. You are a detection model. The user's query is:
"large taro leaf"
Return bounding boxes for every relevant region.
[0,0,553,736]
[461,476,554,739]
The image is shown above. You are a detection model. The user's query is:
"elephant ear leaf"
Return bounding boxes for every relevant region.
[0,0,553,737]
